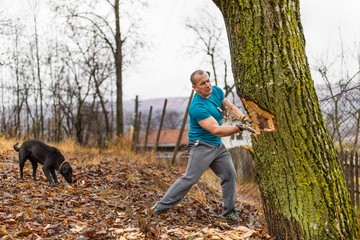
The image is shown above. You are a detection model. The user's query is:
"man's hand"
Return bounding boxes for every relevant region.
[238,116,255,133]
[242,116,251,125]
[237,122,256,133]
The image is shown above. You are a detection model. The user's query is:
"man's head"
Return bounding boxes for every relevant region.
[190,70,212,99]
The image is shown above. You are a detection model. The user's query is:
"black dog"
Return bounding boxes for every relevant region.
[13,139,73,185]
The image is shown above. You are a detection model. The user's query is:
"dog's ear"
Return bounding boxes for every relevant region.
[61,163,72,174]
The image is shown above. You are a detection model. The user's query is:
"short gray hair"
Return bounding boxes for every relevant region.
[190,70,206,85]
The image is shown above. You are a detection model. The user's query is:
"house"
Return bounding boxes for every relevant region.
[137,123,253,154]
[137,129,189,159]
[221,119,253,149]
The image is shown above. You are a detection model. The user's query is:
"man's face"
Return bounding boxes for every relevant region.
[192,73,212,98]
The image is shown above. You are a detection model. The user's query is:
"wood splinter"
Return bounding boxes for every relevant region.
[240,97,276,134]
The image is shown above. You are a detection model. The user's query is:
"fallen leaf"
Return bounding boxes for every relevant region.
[242,229,256,238]
[70,225,87,233]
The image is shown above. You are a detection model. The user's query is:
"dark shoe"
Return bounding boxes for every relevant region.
[221,208,241,221]
[150,205,164,217]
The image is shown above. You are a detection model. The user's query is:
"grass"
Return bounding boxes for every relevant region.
[0,136,18,152]
[0,136,156,166]
[0,135,131,154]
[0,136,84,154]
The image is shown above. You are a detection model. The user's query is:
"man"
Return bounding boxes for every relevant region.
[152,70,250,220]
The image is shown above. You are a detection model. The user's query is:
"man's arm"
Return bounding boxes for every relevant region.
[198,116,241,137]
[221,98,246,121]
[198,98,249,137]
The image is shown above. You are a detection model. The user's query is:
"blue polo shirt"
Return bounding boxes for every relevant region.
[188,86,224,146]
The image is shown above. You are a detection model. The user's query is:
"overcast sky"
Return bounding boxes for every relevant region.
[125,0,360,100]
[2,0,360,101]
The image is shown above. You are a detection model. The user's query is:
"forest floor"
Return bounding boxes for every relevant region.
[0,140,271,239]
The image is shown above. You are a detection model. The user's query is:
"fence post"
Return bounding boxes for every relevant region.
[356,151,359,212]
[350,151,355,203]
[135,112,141,153]
[345,151,349,189]
[339,151,344,170]
[144,106,152,152]
[171,90,194,166]
[154,99,167,153]
[132,95,139,151]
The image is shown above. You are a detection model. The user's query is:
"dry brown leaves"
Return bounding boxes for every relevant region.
[0,149,272,239]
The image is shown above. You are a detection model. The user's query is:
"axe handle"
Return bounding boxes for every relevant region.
[237,123,256,133]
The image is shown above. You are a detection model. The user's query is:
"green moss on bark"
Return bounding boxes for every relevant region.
[213,0,360,239]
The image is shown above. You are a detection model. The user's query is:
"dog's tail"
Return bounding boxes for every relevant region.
[13,143,20,152]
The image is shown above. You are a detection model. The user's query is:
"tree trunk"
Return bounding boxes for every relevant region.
[94,76,111,141]
[1,79,6,134]
[34,16,44,140]
[213,0,360,239]
[114,0,124,136]
[75,103,83,144]
[14,29,21,138]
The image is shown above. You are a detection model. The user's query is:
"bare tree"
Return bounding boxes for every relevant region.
[185,5,235,98]
[0,16,12,135]
[58,46,93,144]
[8,23,27,138]
[27,0,46,140]
[315,39,360,154]
[76,28,113,143]
[56,0,147,137]
[48,40,66,142]
[0,1,149,144]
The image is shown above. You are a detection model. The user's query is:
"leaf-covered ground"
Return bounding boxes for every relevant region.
[0,149,271,239]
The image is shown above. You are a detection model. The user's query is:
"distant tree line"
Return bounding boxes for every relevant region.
[0,0,358,151]
[0,0,146,146]
[0,1,238,146]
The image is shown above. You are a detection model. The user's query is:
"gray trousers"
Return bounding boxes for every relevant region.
[156,140,237,215]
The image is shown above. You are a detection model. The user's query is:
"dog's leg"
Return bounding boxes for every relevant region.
[18,151,27,181]
[42,164,55,185]
[30,161,38,181]
[19,161,25,180]
[50,169,58,184]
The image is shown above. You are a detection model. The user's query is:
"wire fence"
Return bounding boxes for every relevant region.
[318,84,360,153]
[223,84,360,183]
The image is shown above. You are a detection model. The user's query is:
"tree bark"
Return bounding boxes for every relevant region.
[213,0,360,239]
[114,0,124,136]
[34,16,44,140]
[93,74,111,142]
